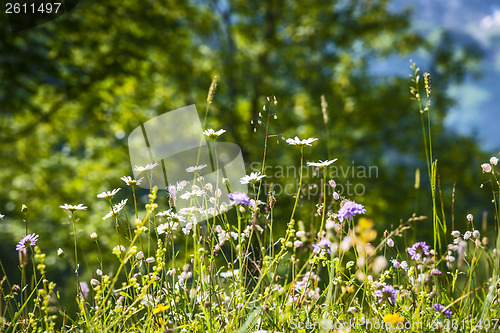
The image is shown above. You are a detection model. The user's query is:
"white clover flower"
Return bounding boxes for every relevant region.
[464,231,472,240]
[490,156,499,166]
[60,203,88,211]
[451,230,461,238]
[203,128,226,139]
[481,163,492,173]
[473,230,480,238]
[240,172,266,184]
[97,188,121,199]
[120,176,144,186]
[307,159,338,168]
[285,136,318,146]
[133,163,158,173]
[185,164,207,173]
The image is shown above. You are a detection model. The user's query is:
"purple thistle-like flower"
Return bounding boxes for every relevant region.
[433,304,452,318]
[228,192,251,205]
[374,285,397,305]
[312,238,332,254]
[337,200,366,222]
[407,241,430,260]
[16,233,39,252]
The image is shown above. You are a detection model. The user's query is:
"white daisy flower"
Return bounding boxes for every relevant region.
[120,176,144,186]
[185,164,207,173]
[157,222,179,235]
[203,128,226,139]
[133,163,159,173]
[286,136,318,146]
[307,159,338,167]
[102,199,128,220]
[240,172,266,184]
[180,189,206,200]
[97,188,121,199]
[59,203,88,211]
[220,269,239,278]
[156,210,185,223]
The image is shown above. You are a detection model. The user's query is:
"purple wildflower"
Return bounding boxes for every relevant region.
[312,238,332,254]
[16,233,39,252]
[433,304,452,318]
[407,241,430,260]
[228,192,251,205]
[374,285,397,305]
[337,200,366,222]
[430,269,442,275]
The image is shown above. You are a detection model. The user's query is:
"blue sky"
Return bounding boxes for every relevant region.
[383,0,500,151]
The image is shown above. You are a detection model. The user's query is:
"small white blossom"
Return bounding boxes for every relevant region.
[473,230,480,238]
[157,222,179,235]
[90,232,98,240]
[285,136,318,146]
[240,172,266,184]
[120,176,144,186]
[57,248,64,256]
[97,188,121,199]
[133,163,158,173]
[220,269,239,278]
[490,156,499,166]
[451,230,461,238]
[203,128,226,139]
[466,213,474,222]
[307,159,338,168]
[60,203,88,211]
[185,164,207,173]
[464,231,472,240]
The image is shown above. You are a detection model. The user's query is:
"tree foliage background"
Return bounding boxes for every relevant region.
[0,0,491,312]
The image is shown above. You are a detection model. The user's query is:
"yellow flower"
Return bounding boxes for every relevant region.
[152,303,170,315]
[383,313,405,324]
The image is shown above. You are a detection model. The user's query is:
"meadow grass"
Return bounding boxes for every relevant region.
[1,64,500,332]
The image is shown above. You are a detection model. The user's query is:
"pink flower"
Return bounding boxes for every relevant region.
[481,163,492,173]
[386,238,394,248]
